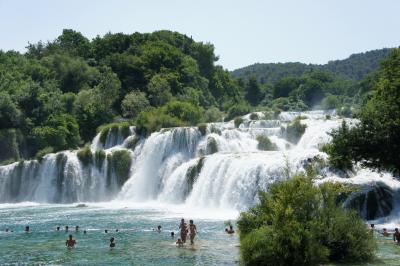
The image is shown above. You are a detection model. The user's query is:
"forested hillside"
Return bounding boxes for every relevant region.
[232,48,392,84]
[0,29,394,165]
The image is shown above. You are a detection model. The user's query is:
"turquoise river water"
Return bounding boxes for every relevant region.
[1,203,400,265]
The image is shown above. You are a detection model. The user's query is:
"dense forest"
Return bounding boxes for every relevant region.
[0,29,395,165]
[231,48,392,83]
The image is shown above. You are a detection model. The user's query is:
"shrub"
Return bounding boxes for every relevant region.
[121,90,150,118]
[256,135,278,151]
[109,150,132,185]
[35,146,54,160]
[135,109,185,136]
[162,100,204,125]
[238,175,376,266]
[77,145,92,166]
[197,123,207,136]
[284,118,307,144]
[204,107,223,122]
[125,136,140,150]
[98,122,131,145]
[225,103,251,121]
[234,117,243,128]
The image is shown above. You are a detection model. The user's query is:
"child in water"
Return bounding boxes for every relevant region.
[176,238,184,247]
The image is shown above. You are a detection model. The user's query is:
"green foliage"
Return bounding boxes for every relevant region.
[234,117,243,128]
[204,107,223,122]
[35,146,54,160]
[249,113,259,120]
[197,123,207,136]
[77,145,92,166]
[135,108,184,136]
[324,48,400,172]
[94,149,106,169]
[121,91,150,118]
[147,74,173,106]
[162,101,204,125]
[108,150,132,185]
[0,129,22,164]
[206,137,218,154]
[284,118,307,144]
[0,92,22,129]
[97,122,131,145]
[125,136,140,150]
[245,76,263,106]
[238,175,376,266]
[320,94,340,110]
[256,135,278,151]
[225,103,250,121]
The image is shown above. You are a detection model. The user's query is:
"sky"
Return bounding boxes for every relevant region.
[0,0,399,70]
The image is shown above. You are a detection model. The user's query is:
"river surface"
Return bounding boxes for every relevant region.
[0,203,239,265]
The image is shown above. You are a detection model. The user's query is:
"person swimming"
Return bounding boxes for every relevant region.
[176,238,184,247]
[116,229,119,232]
[227,225,235,234]
[179,219,187,243]
[25,226,30,232]
[189,220,197,245]
[394,228,400,244]
[83,230,87,234]
[75,226,79,232]
[56,226,60,231]
[157,225,162,233]
[105,229,108,233]
[65,234,76,248]
[65,226,69,232]
[171,231,175,238]
[110,237,115,248]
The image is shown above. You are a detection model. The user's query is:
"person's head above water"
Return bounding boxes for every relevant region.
[157,225,161,230]
[110,237,114,243]
[75,226,79,231]
[69,234,73,240]
[56,226,60,231]
[370,224,375,228]
[25,226,29,231]
[105,229,108,233]
[65,226,69,231]
[225,228,228,232]
[230,225,233,230]
[171,232,174,237]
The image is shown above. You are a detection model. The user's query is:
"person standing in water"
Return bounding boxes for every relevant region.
[65,234,76,248]
[109,237,115,248]
[394,228,400,244]
[189,220,197,245]
[179,219,187,243]
[25,226,30,232]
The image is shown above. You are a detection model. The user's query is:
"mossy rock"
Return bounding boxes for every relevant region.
[234,117,243,128]
[77,146,92,166]
[284,119,307,144]
[197,123,208,136]
[249,113,259,120]
[206,137,218,155]
[108,150,132,186]
[125,136,140,150]
[256,135,278,151]
[348,182,394,220]
[185,157,205,196]
[94,150,106,170]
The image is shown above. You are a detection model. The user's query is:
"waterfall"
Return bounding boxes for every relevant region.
[1,111,399,220]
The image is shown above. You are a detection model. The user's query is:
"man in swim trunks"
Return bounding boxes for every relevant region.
[394,228,400,244]
[65,234,76,248]
[189,220,197,245]
[179,219,187,243]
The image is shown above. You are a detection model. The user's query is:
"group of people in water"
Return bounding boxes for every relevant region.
[4,218,235,249]
[370,224,400,244]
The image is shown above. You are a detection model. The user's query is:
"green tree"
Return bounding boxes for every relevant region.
[245,76,263,106]
[121,91,150,118]
[147,74,173,106]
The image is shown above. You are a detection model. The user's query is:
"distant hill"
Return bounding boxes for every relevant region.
[231,48,393,83]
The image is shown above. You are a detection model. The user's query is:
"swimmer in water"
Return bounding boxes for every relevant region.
[394,228,400,244]
[75,226,79,232]
[227,225,235,234]
[157,225,162,233]
[381,228,390,237]
[83,230,87,234]
[56,226,60,231]
[65,234,76,248]
[110,237,115,248]
[171,231,175,238]
[25,226,30,232]
[65,226,69,232]
[105,229,108,233]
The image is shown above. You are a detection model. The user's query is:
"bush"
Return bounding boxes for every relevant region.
[121,91,150,118]
[256,135,278,151]
[77,145,92,166]
[135,109,185,136]
[108,150,132,185]
[125,136,140,150]
[225,103,251,121]
[234,117,243,128]
[204,107,223,122]
[98,122,131,145]
[284,118,307,144]
[238,175,376,266]
[0,128,21,164]
[35,146,54,160]
[197,123,207,136]
[162,100,204,125]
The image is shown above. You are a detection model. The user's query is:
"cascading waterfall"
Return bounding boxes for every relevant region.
[1,110,399,221]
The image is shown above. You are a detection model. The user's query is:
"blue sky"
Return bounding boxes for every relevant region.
[0,0,399,70]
